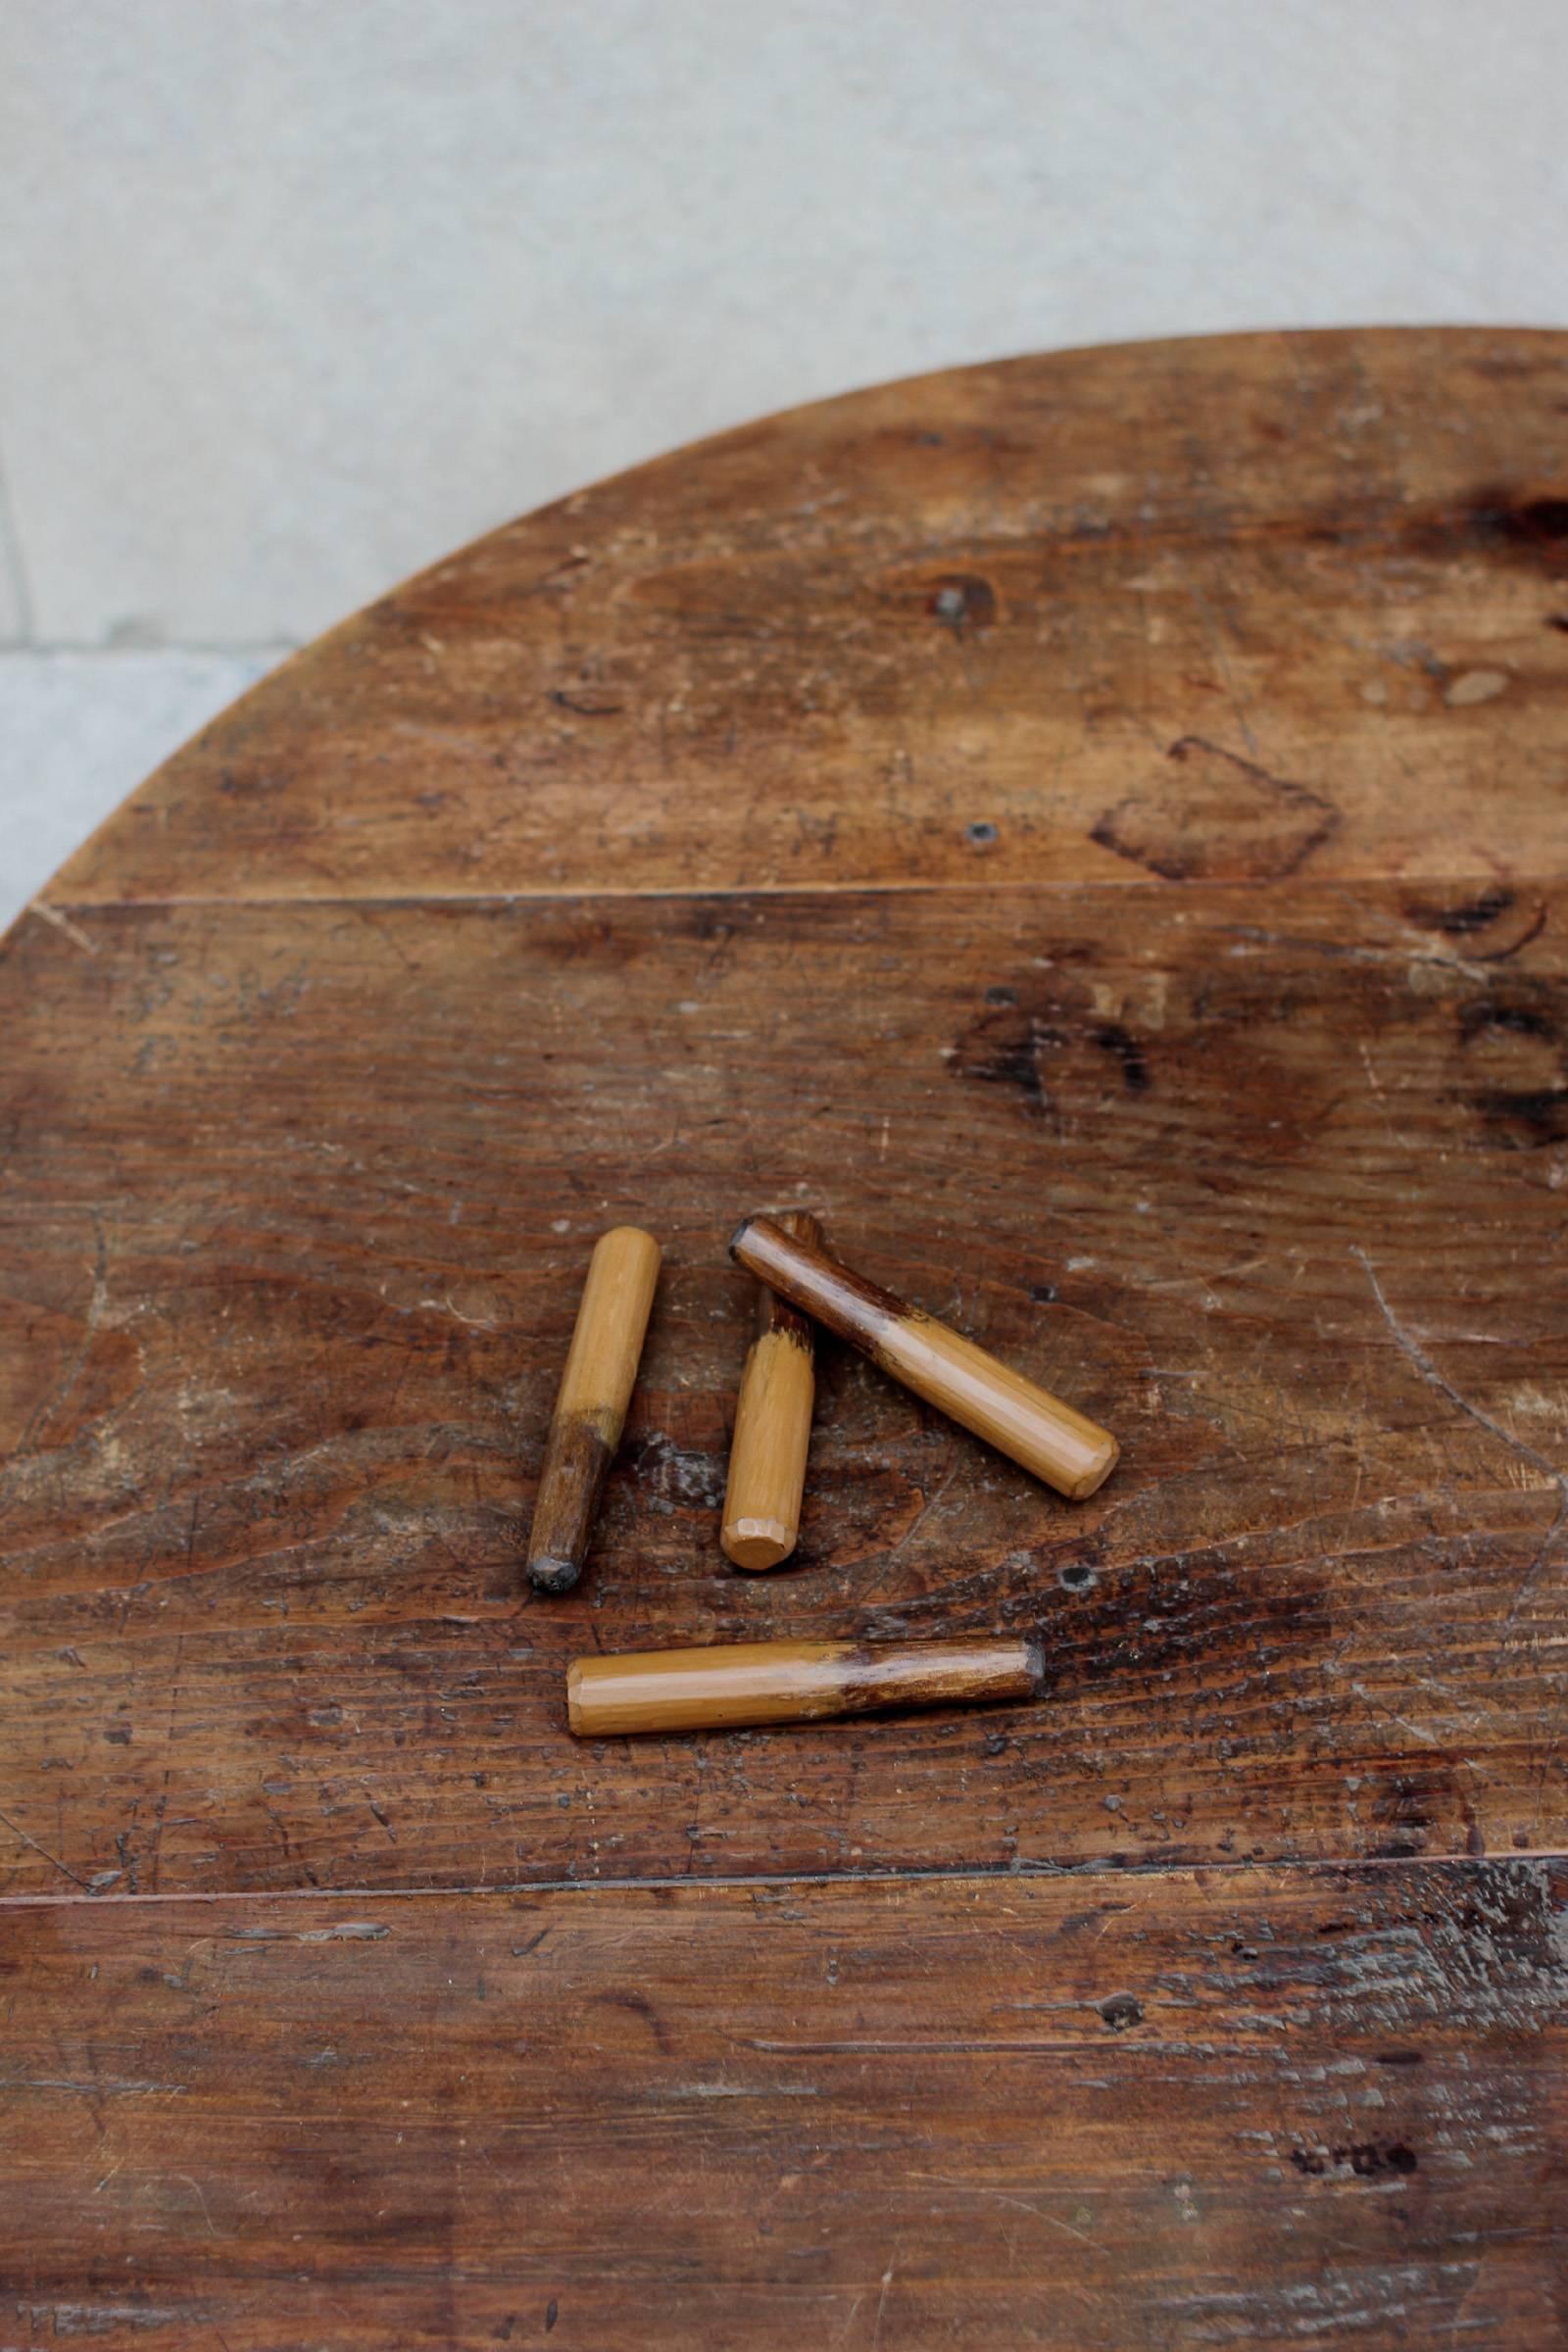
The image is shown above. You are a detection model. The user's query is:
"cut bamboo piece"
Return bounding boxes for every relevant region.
[722,1209,820,1569]
[730,1213,1117,1500]
[567,1635,1043,1737]
[527,1226,662,1593]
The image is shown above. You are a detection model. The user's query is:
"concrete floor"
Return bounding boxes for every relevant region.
[0,651,280,929]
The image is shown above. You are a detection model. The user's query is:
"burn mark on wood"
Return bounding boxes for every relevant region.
[1446,489,1568,562]
[1094,1021,1152,1093]
[954,1016,1056,1109]
[1053,1547,1332,1704]
[951,986,1155,1116]
[1455,988,1568,1146]
[1091,738,1341,883]
[1406,885,1516,937]
[1349,485,1568,571]
[1468,1085,1568,1147]
[1459,998,1554,1044]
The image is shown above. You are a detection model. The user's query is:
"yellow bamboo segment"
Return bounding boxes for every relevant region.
[879,1309,1117,1500]
[527,1226,662,1593]
[566,1636,1043,1737]
[722,1208,820,1569]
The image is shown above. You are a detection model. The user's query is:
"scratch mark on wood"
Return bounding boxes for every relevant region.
[1351,1245,1568,1623]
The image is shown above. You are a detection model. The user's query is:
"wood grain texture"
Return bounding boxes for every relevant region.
[2,1864,1562,2349]
[43,331,1568,907]
[1,879,1566,1891]
[5,330,1568,2344]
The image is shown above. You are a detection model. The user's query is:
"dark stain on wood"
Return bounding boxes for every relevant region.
[1412,885,1517,936]
[1453,988,1568,1146]
[1291,2139,1418,2178]
[1459,997,1556,1044]
[1093,1020,1151,1092]
[1447,488,1568,563]
[1467,1085,1568,1148]
[1090,738,1341,883]
[928,573,997,632]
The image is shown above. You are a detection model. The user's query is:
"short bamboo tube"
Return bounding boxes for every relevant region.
[722,1209,820,1569]
[566,1635,1043,1737]
[730,1214,1117,1500]
[527,1226,662,1594]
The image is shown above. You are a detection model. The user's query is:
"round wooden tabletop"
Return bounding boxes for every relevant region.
[4,330,1565,2346]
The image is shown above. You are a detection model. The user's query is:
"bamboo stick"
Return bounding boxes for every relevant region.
[722,1209,820,1569]
[730,1213,1117,1500]
[567,1635,1043,1736]
[527,1226,662,1593]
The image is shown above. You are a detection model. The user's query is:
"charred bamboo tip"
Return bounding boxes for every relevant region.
[528,1551,584,1596]
[727,1212,762,1260]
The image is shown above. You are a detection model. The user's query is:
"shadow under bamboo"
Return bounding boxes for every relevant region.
[730,1213,1117,1500]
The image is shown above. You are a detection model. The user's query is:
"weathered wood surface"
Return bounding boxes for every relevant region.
[3,329,1567,2342]
[1,881,1564,1894]
[47,330,1568,906]
[4,1864,1564,2348]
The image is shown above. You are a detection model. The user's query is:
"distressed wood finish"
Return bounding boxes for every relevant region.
[567,1635,1042,1735]
[733,1211,1120,1497]
[1,1864,1563,2348]
[722,1209,820,1569]
[4,330,1567,2343]
[526,1225,661,1592]
[44,331,1568,906]
[2,879,1565,1893]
